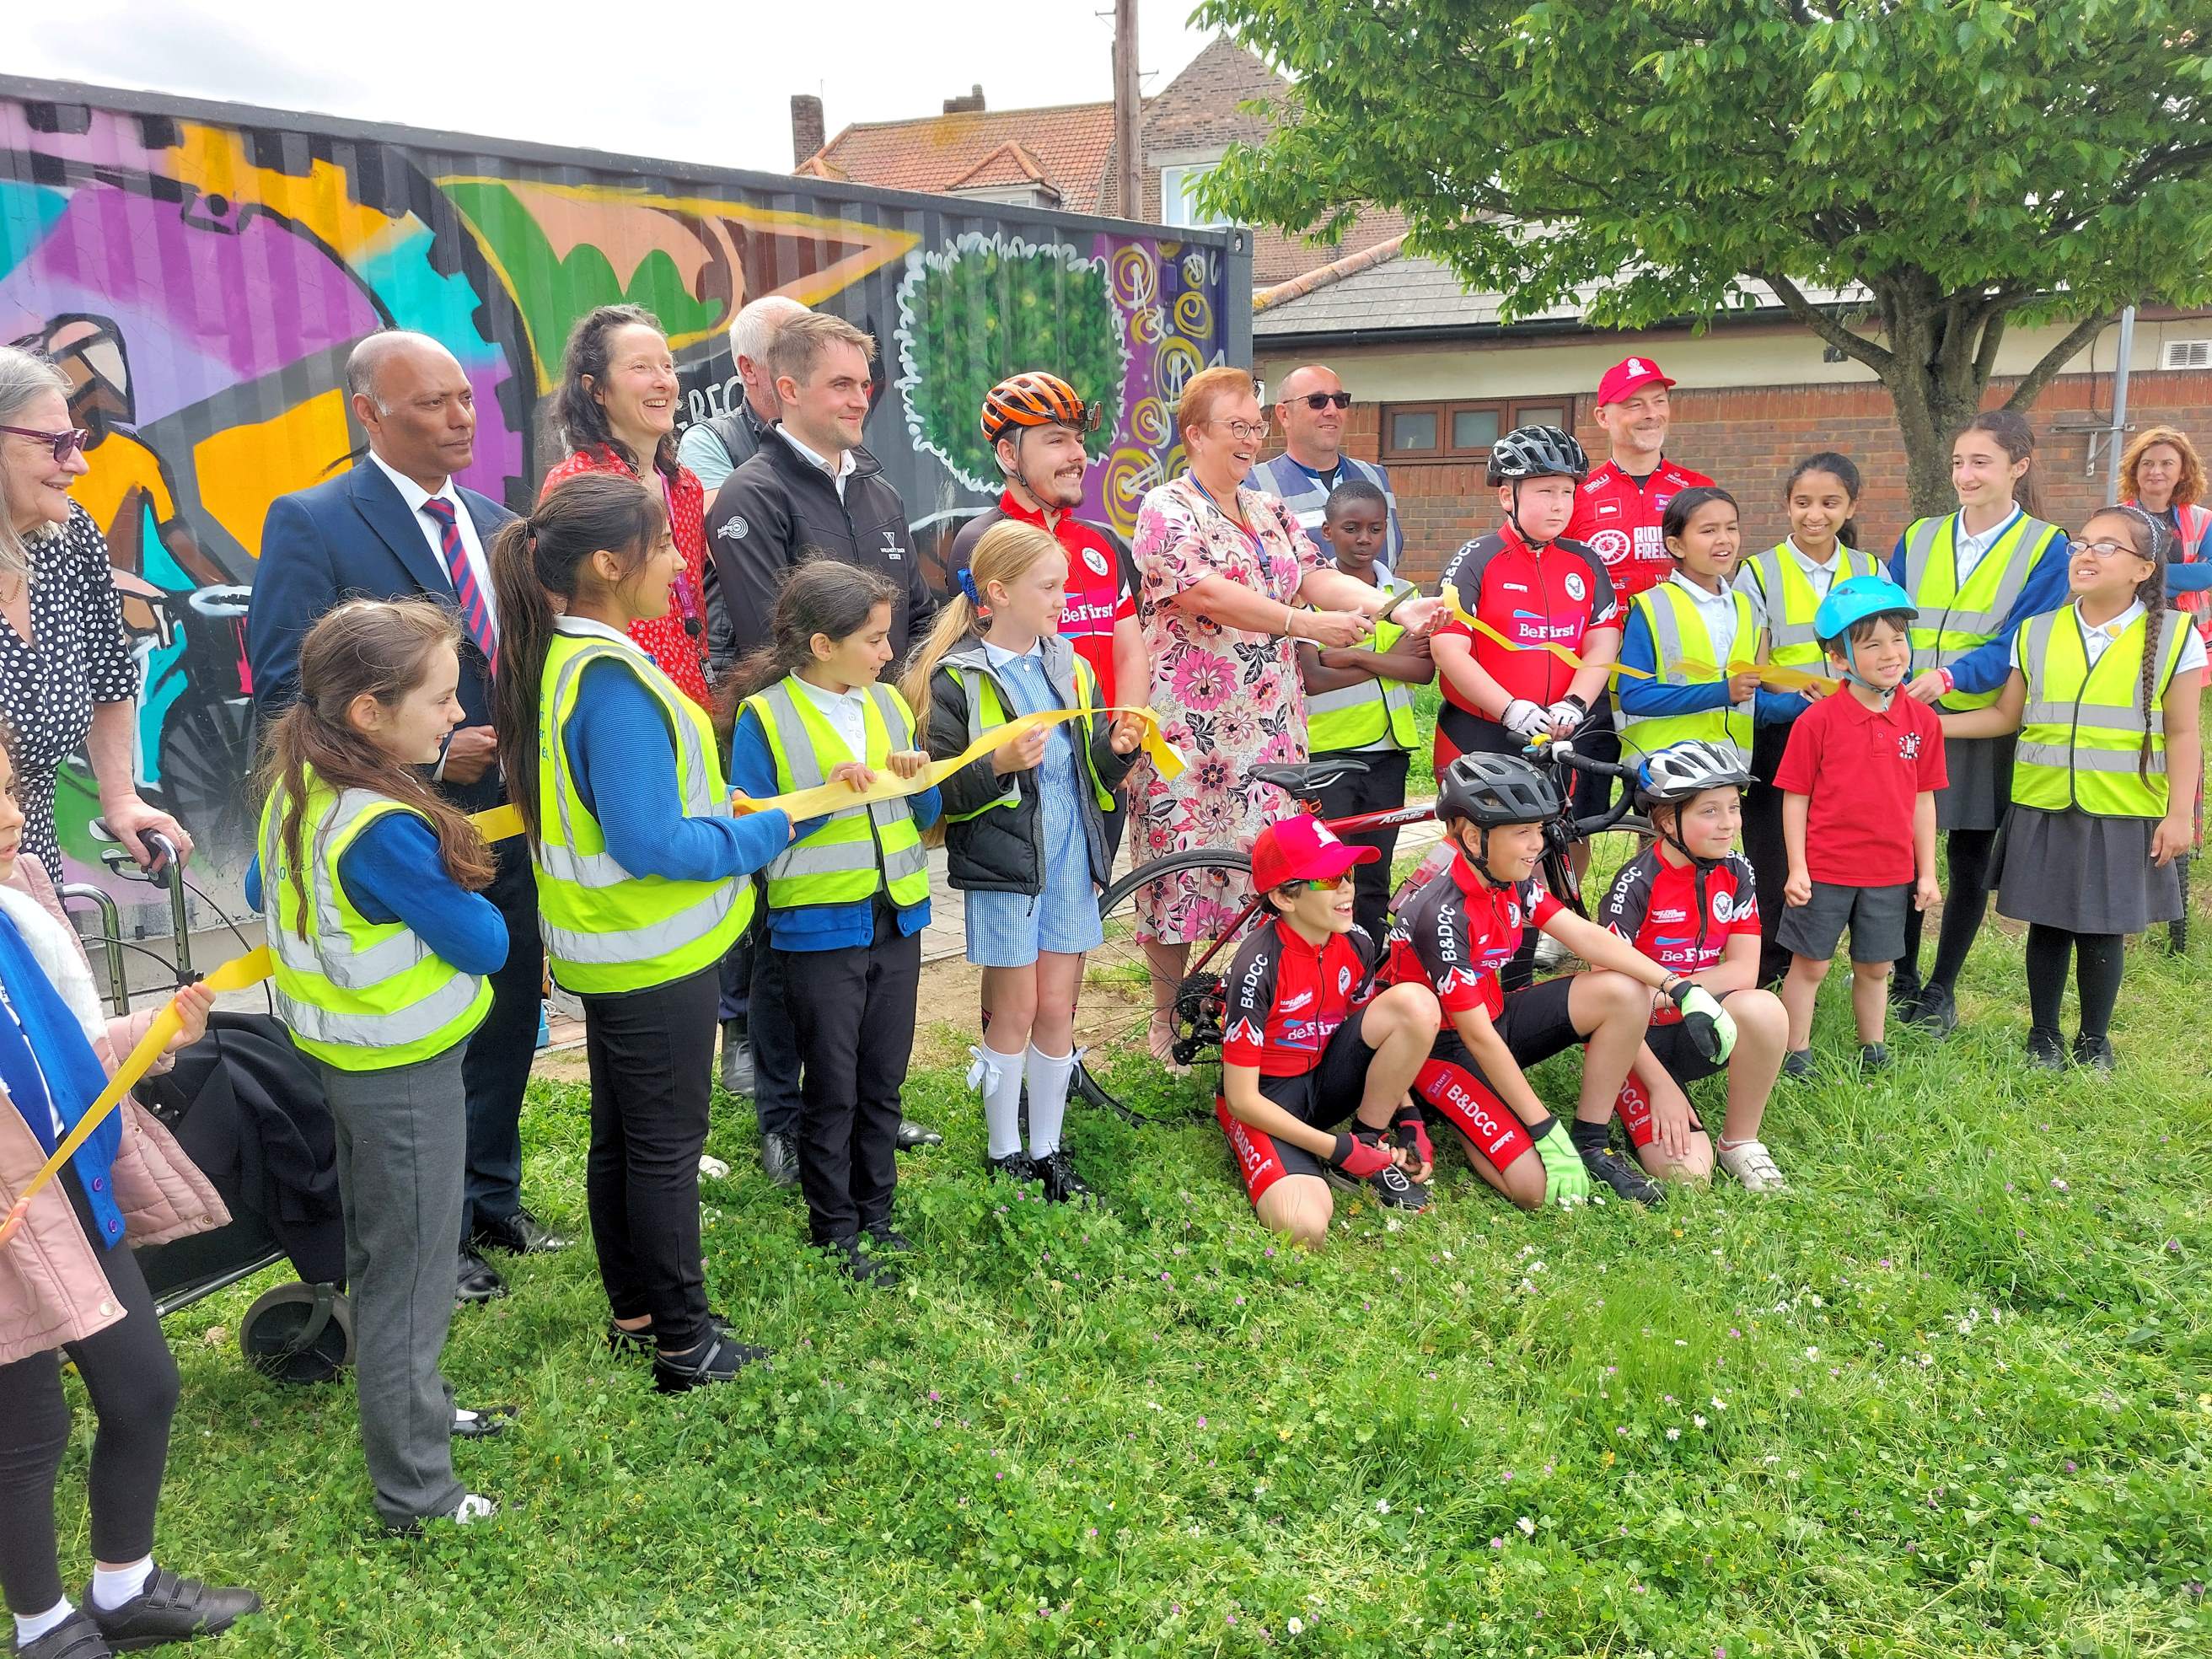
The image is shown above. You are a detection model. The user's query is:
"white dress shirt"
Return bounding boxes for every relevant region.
[1952,507,2022,587]
[792,674,869,757]
[776,427,857,502]
[368,449,497,630]
[1737,538,1856,633]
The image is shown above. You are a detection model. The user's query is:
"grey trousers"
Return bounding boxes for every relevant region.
[317,1045,468,1527]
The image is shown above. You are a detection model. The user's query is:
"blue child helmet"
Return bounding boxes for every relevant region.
[1814,575,1918,645]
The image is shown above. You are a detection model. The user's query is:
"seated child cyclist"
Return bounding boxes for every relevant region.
[1216,816,1443,1248]
[1774,576,1946,1076]
[1598,741,1791,1192]
[1382,751,1738,1209]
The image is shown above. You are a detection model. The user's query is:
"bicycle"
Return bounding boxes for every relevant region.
[1071,736,1646,1119]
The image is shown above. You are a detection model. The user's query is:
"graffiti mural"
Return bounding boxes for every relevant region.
[0,80,1249,920]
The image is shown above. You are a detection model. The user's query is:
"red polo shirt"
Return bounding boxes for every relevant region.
[947,494,1136,704]
[1773,689,1948,885]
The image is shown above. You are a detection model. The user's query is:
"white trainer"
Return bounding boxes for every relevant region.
[1716,1139,1787,1193]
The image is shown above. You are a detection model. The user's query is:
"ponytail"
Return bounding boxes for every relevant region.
[899,593,980,724]
[488,472,666,843]
[901,519,1063,716]
[1960,410,2041,521]
[2110,505,2174,781]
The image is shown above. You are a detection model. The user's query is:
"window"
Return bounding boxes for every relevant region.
[1162,162,1228,228]
[1380,397,1576,462]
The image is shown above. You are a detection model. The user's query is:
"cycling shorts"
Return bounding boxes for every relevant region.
[1217,1009,1377,1208]
[1406,975,1582,1174]
[1615,1020,1715,1152]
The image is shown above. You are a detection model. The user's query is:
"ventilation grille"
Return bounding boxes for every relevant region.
[2162,339,2212,370]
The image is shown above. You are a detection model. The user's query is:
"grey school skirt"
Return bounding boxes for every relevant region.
[1936,733,2016,833]
[1995,806,2182,934]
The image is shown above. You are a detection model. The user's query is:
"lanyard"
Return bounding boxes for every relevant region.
[1187,475,1263,561]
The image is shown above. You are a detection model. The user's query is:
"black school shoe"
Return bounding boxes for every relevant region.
[470,1209,571,1256]
[863,1220,914,1254]
[822,1234,901,1289]
[450,1403,518,1440]
[1580,1145,1662,1206]
[14,1612,112,1659]
[652,1332,774,1393]
[1035,1148,1092,1204]
[2025,1027,2068,1070]
[986,1149,1039,1184]
[606,1311,740,1357]
[2071,1033,2117,1071]
[80,1569,260,1651]
[1903,984,1959,1037]
[895,1119,943,1150]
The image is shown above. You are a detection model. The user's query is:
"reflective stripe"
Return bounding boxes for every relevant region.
[1745,545,1880,663]
[1903,513,2062,710]
[1619,583,1754,760]
[276,969,484,1048]
[2021,701,2164,733]
[2016,740,2166,775]
[540,881,737,964]
[1306,579,1420,751]
[745,676,930,908]
[2014,605,2186,816]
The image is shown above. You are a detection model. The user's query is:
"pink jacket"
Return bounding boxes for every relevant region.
[0,856,228,1366]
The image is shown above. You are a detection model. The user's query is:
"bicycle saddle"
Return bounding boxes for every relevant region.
[1249,758,1372,799]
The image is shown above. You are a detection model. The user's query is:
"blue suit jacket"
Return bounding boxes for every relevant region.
[248,460,515,812]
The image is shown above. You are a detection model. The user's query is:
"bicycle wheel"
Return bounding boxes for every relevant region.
[1071,847,1259,1121]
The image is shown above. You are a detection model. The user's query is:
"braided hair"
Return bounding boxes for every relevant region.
[2096,504,2172,780]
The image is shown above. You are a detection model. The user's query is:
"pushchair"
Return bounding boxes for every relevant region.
[60,833,354,1385]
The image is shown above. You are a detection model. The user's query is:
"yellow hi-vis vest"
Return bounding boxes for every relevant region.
[534,625,750,995]
[1619,580,1758,763]
[743,676,931,912]
[1739,543,1882,669]
[2014,605,2192,819]
[1902,511,2063,711]
[942,639,1116,823]
[257,771,491,1070]
[1305,574,1421,754]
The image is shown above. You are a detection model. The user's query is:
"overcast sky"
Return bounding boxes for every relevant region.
[5,0,1221,172]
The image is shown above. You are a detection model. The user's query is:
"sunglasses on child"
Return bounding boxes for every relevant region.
[1292,392,1354,411]
[0,424,91,463]
[1273,874,1349,895]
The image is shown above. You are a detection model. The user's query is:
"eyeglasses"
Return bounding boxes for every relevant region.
[2074,537,2146,561]
[1275,874,1348,894]
[0,425,90,463]
[1211,419,1270,443]
[1295,392,1353,411]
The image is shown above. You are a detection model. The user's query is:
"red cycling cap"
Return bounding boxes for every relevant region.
[1251,813,1378,894]
[1596,356,1677,405]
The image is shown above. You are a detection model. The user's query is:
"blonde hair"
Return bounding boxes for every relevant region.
[1175,364,1259,441]
[899,520,1065,718]
[2119,424,2205,508]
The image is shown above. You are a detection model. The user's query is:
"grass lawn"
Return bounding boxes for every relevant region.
[65,694,2211,1656]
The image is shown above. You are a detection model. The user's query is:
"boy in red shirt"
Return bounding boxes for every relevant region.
[1774,577,1946,1073]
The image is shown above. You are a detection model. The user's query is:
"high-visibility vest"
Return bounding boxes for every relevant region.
[2014,605,2191,818]
[1305,575,1421,754]
[1739,543,1882,669]
[942,644,1117,822]
[534,627,750,995]
[1901,512,2063,711]
[743,676,931,912]
[1619,580,1758,763]
[257,771,491,1070]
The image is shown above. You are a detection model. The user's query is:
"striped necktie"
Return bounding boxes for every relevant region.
[421,497,497,670]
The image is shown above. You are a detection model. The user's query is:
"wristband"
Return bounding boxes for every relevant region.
[1938,668,1955,695]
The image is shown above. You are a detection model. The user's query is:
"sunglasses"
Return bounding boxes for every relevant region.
[1275,873,1349,895]
[1294,392,1354,411]
[0,424,90,463]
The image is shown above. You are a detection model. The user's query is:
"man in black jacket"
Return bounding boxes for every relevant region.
[706,311,939,661]
[703,309,941,1173]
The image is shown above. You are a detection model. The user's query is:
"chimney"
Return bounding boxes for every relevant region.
[790,94,825,165]
[942,83,985,115]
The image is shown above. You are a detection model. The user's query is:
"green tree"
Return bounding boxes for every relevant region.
[1198,0,2212,515]
[896,235,1127,493]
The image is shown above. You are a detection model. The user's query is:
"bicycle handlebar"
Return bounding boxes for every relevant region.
[1526,735,1640,784]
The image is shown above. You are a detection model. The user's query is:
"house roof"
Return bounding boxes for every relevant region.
[800,99,1118,215]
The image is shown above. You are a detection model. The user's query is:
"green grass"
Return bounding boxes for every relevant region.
[82,899,2211,1657]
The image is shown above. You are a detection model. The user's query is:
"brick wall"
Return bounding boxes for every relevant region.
[1297,369,2212,584]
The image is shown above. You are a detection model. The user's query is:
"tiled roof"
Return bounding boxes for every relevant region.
[802,100,1118,215]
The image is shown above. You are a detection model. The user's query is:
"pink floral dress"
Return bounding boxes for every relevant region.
[1131,473,1318,943]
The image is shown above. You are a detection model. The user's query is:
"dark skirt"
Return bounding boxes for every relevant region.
[1995,806,2182,933]
[1936,733,2016,833]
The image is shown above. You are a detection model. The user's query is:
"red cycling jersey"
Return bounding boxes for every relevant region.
[1435,521,1620,746]
[1221,919,1377,1076]
[948,493,1136,704]
[1598,846,1759,1023]
[1382,851,1562,1021]
[1565,457,1717,599]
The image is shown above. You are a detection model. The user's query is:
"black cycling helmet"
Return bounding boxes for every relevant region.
[1635,740,1754,810]
[1439,752,1563,828]
[1485,425,1590,488]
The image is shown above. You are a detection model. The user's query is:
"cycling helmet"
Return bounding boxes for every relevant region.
[1635,740,1754,810]
[1813,575,1917,645]
[1485,425,1589,488]
[1438,752,1563,828]
[980,372,1098,446]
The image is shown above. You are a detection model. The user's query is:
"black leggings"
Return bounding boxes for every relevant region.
[1900,826,2000,993]
[2025,925,2125,1039]
[0,1178,180,1613]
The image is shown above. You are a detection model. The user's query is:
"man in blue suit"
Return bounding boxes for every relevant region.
[248,330,561,1307]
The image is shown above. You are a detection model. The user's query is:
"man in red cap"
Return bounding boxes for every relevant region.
[1565,356,1715,600]
[1213,816,1443,1248]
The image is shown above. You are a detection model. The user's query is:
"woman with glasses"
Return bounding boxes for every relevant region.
[1128,365,1439,1068]
[0,346,194,880]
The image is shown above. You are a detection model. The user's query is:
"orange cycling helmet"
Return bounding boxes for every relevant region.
[980,372,1099,446]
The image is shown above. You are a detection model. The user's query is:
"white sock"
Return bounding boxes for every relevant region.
[89,1558,153,1612]
[969,1042,1028,1160]
[15,1598,72,1645]
[1024,1044,1076,1159]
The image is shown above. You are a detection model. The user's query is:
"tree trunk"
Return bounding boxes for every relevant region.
[1876,289,1990,523]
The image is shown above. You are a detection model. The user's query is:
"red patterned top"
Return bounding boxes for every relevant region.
[540,444,713,711]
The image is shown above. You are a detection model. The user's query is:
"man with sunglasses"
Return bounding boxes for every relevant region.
[948,372,1146,857]
[1215,815,1442,1248]
[1252,366,1403,570]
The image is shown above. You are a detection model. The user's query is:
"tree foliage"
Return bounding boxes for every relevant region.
[1197,0,2212,511]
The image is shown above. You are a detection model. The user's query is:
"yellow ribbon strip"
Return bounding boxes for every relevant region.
[1438,583,1837,695]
